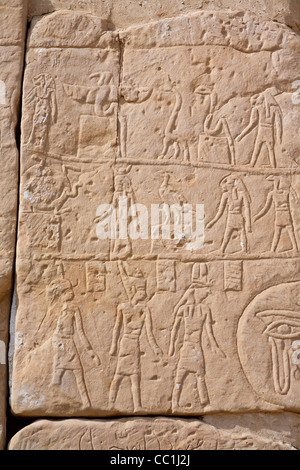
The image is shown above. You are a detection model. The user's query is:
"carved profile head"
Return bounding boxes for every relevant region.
[220,175,236,191]
[189,285,211,302]
[130,278,147,303]
[220,175,251,202]
[265,86,281,98]
[250,94,261,106]
[115,165,132,176]
[266,174,279,188]
[33,73,55,90]
[47,278,74,304]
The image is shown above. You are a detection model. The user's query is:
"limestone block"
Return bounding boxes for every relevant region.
[10,9,300,418]
[0,0,28,449]
[8,414,300,450]
[27,0,300,33]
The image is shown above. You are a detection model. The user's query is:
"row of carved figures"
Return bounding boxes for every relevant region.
[25,73,285,169]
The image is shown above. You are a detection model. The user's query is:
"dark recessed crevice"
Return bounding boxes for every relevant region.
[5,411,36,449]
[5,18,30,450]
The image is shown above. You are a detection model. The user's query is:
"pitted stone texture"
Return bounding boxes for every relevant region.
[0,0,28,449]
[11,9,300,418]
[27,0,300,33]
[8,415,300,450]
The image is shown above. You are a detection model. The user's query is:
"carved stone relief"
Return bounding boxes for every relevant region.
[8,414,300,450]
[9,9,300,421]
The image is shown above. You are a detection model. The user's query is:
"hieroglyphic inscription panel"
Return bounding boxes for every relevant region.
[8,415,300,450]
[11,9,300,416]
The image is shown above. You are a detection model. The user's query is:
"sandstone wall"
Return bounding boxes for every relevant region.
[1,0,300,451]
[27,0,300,32]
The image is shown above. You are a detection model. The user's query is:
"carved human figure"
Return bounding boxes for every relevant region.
[169,264,224,411]
[93,165,134,258]
[253,176,298,253]
[109,262,162,412]
[159,173,186,206]
[159,82,214,162]
[150,173,187,254]
[111,165,135,259]
[112,165,135,207]
[200,89,236,165]
[207,175,252,253]
[236,87,283,168]
[159,172,186,231]
[26,73,57,149]
[39,279,100,408]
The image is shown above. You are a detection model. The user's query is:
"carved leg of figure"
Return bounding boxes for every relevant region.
[172,367,188,411]
[249,138,264,167]
[109,372,124,407]
[196,373,209,406]
[222,118,236,165]
[40,124,47,149]
[240,227,248,253]
[183,141,190,162]
[111,238,132,260]
[271,226,282,252]
[287,226,299,252]
[221,226,235,254]
[267,139,276,168]
[52,367,64,386]
[73,369,91,408]
[173,141,180,160]
[131,373,142,412]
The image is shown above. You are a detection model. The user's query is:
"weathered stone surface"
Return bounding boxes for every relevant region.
[0,0,28,449]
[8,414,300,450]
[10,7,300,420]
[27,0,300,33]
